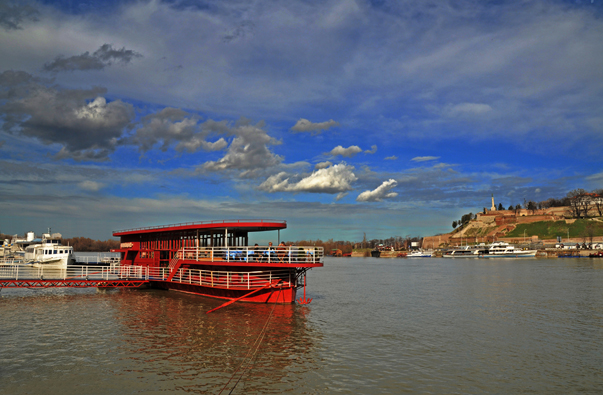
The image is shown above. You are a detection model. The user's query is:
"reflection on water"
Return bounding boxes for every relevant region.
[0,288,318,394]
[108,291,317,394]
[1,257,603,394]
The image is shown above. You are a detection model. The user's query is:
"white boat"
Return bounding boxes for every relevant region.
[407,250,433,257]
[442,245,482,258]
[478,242,537,258]
[23,232,75,268]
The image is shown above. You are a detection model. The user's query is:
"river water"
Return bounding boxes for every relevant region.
[1,257,602,394]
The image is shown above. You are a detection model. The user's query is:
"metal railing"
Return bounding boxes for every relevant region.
[173,245,324,264]
[0,265,132,281]
[145,266,295,289]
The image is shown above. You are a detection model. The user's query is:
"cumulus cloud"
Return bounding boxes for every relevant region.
[365,145,377,154]
[43,44,142,72]
[131,108,226,154]
[356,179,398,202]
[0,2,38,30]
[329,145,362,158]
[315,161,333,170]
[0,71,134,161]
[259,163,357,194]
[412,156,440,162]
[290,118,339,134]
[335,192,348,201]
[202,118,283,176]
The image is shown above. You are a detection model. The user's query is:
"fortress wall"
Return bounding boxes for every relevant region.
[422,234,451,249]
[516,215,556,224]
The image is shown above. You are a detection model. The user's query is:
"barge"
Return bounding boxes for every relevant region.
[112,220,323,304]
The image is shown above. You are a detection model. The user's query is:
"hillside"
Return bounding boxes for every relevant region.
[422,206,603,248]
[506,219,603,239]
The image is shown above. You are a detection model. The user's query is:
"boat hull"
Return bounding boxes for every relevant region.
[151,280,297,303]
[478,252,537,258]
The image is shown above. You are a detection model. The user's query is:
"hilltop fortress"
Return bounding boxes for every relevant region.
[422,195,602,249]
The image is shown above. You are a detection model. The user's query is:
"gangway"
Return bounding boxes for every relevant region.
[0,265,148,289]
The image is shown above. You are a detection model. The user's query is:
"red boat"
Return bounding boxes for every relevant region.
[112,220,323,304]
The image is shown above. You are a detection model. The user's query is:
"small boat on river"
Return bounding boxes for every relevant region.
[407,250,433,258]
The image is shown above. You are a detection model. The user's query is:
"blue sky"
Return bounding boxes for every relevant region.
[1,0,602,243]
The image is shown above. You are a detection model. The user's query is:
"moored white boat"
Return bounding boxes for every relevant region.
[442,245,482,258]
[407,250,433,257]
[23,232,75,268]
[478,242,536,258]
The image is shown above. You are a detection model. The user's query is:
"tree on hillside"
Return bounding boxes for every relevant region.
[508,205,514,210]
[592,189,603,217]
[452,221,457,229]
[460,212,474,226]
[498,203,504,211]
[566,189,591,218]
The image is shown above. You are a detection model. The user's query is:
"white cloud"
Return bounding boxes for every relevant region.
[364,145,377,154]
[202,119,282,175]
[329,145,362,158]
[412,156,440,162]
[290,118,339,134]
[357,179,398,202]
[385,155,398,160]
[335,192,348,201]
[176,137,227,153]
[315,161,333,169]
[259,163,357,194]
[444,103,493,118]
[78,180,104,192]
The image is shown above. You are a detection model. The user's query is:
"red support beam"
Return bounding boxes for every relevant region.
[0,280,148,289]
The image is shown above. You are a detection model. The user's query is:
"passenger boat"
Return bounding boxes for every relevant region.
[14,231,75,268]
[478,242,536,258]
[442,245,484,258]
[112,220,324,304]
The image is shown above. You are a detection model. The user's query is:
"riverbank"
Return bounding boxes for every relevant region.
[350,249,603,258]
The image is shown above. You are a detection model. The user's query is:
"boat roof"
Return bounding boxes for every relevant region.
[113,219,287,237]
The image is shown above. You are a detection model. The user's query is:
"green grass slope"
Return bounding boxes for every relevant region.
[506,219,603,239]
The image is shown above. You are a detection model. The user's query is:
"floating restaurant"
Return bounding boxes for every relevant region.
[111,219,324,304]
